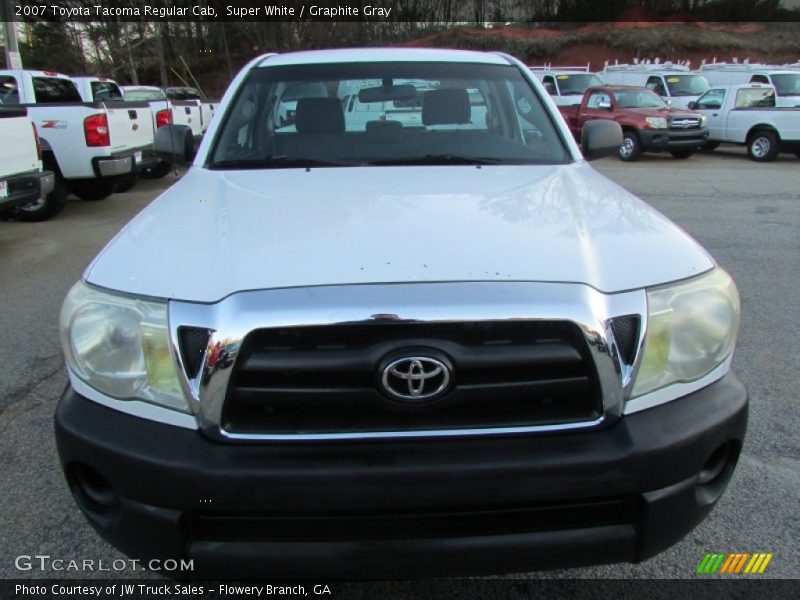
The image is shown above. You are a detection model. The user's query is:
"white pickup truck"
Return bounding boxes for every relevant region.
[165,86,218,134]
[121,85,203,178]
[688,83,800,161]
[56,48,747,578]
[0,69,157,215]
[0,106,55,220]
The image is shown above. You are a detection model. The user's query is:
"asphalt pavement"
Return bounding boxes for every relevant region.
[0,147,797,582]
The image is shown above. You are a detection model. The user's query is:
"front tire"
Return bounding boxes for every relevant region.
[68,180,117,201]
[670,149,695,159]
[618,131,642,162]
[18,173,68,222]
[747,130,779,162]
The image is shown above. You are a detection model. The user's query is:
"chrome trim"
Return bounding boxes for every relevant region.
[68,367,199,430]
[96,156,133,177]
[168,281,647,442]
[623,355,732,415]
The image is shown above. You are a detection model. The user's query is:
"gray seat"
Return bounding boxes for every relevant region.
[422,89,471,126]
[295,98,345,134]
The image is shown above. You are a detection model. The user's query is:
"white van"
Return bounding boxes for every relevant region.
[529,65,604,106]
[699,62,800,108]
[601,62,710,109]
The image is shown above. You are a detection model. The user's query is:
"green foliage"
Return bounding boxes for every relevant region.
[19,22,85,73]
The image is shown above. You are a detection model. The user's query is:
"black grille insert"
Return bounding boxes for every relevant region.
[188,497,635,543]
[178,326,210,378]
[222,321,602,435]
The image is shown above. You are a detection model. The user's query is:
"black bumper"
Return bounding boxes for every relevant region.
[54,373,747,578]
[640,128,709,152]
[0,170,54,210]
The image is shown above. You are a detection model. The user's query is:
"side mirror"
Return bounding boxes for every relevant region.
[688,101,698,110]
[597,100,612,110]
[666,98,673,108]
[581,119,623,161]
[154,124,195,165]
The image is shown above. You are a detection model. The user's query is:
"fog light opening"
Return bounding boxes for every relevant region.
[695,441,740,506]
[70,463,119,518]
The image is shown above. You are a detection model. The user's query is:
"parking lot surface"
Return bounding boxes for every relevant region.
[0,148,798,580]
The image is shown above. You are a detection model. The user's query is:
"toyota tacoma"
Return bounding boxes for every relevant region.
[56,49,746,578]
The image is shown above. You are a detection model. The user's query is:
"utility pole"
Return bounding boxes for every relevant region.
[2,0,23,69]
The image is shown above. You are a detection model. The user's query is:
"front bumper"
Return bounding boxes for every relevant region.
[0,170,54,210]
[55,372,747,578]
[640,128,709,152]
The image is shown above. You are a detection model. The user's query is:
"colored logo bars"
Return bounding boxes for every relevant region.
[697,552,773,574]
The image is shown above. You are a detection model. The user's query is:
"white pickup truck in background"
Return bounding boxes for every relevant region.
[121,85,202,178]
[0,69,157,217]
[165,86,218,134]
[0,106,55,221]
[689,83,800,161]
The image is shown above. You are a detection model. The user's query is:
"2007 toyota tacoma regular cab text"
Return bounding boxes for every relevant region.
[55,49,746,578]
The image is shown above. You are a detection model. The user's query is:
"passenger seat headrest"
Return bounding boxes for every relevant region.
[422,89,471,126]
[295,97,344,134]
[365,119,403,143]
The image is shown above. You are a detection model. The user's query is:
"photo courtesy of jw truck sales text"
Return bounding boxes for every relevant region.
[1,0,798,596]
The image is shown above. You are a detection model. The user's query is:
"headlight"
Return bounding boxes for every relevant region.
[632,268,740,398]
[699,114,708,128]
[645,116,668,129]
[59,281,189,412]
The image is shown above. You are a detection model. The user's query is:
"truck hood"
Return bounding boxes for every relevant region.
[86,163,713,302]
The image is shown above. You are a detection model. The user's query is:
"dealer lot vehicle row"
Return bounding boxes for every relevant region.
[0,70,216,222]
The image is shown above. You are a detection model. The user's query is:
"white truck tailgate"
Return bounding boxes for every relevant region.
[170,101,203,137]
[105,103,154,152]
[0,107,39,178]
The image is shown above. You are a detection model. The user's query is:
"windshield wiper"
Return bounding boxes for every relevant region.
[212,156,360,170]
[368,154,510,166]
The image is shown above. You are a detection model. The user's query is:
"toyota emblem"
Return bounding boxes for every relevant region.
[380,356,451,402]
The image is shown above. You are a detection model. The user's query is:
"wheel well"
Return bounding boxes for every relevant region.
[747,125,779,143]
[41,150,63,177]
[621,126,639,139]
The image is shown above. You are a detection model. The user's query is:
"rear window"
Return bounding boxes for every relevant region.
[735,88,776,109]
[33,77,82,103]
[124,89,167,101]
[166,87,203,101]
[91,81,123,101]
[0,75,20,104]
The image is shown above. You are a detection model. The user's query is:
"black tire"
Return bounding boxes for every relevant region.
[115,174,137,193]
[670,149,695,159]
[618,130,642,162]
[701,141,720,152]
[141,161,172,179]
[747,130,779,162]
[68,180,117,201]
[18,173,68,222]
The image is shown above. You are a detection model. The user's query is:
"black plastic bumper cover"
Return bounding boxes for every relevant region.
[55,372,747,578]
[0,170,54,210]
[640,128,710,151]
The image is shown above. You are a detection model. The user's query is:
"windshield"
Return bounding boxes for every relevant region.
[210,62,569,169]
[614,89,668,108]
[664,75,710,97]
[124,89,166,101]
[555,73,603,95]
[770,73,800,96]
